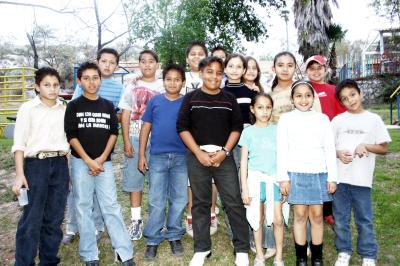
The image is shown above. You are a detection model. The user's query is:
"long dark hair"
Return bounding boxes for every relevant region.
[271,51,297,91]
[249,93,274,124]
[245,56,264,93]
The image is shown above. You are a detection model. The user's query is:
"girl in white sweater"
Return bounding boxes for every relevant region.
[277,80,337,266]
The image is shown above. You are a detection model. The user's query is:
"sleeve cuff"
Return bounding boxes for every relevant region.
[11,145,25,154]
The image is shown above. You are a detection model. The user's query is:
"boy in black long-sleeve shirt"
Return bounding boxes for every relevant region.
[177,57,249,266]
[64,62,134,266]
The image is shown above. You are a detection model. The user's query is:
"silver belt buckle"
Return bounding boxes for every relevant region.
[37,152,46,159]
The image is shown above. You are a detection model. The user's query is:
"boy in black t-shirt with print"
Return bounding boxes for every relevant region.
[64,62,134,266]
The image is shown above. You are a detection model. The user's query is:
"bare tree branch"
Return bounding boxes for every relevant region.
[93,0,102,50]
[0,1,75,13]
[100,2,121,26]
[101,30,130,48]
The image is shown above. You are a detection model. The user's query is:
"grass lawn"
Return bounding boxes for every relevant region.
[0,120,399,265]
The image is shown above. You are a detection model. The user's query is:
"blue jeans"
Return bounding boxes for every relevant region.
[71,157,133,262]
[121,135,149,192]
[15,156,69,266]
[65,187,104,234]
[333,183,377,259]
[143,153,188,245]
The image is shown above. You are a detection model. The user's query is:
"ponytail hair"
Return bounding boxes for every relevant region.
[271,51,297,91]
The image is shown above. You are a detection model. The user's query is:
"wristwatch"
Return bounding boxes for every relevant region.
[221,147,231,156]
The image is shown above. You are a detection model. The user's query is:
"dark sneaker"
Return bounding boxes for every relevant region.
[144,245,158,260]
[169,240,184,256]
[128,219,143,240]
[62,233,76,245]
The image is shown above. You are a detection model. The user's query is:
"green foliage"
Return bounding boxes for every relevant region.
[154,0,209,66]
[326,23,347,43]
[0,138,13,170]
[128,0,286,67]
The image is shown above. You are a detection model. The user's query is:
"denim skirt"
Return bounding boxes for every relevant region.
[288,172,332,205]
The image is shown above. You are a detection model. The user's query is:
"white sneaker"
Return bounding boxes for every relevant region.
[362,258,376,266]
[127,219,143,240]
[334,252,351,266]
[264,248,276,259]
[253,256,265,266]
[189,251,211,266]
[235,252,249,266]
[273,257,284,266]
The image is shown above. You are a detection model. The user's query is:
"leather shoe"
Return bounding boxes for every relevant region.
[312,258,323,266]
[296,258,307,266]
[144,245,158,260]
[169,240,184,256]
[85,261,99,266]
[121,258,136,266]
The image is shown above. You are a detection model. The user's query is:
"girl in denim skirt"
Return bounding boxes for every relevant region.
[276,80,337,266]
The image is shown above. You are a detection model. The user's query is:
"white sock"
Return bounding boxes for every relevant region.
[131,207,141,220]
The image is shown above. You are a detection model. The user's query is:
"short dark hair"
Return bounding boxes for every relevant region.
[77,61,101,80]
[336,79,361,99]
[211,46,226,55]
[97,47,119,64]
[35,67,60,85]
[290,80,315,99]
[162,63,186,81]
[185,41,208,57]
[198,56,224,72]
[139,50,159,63]
[224,53,247,69]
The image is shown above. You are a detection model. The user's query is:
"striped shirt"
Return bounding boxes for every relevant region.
[177,89,243,147]
[72,78,123,110]
[223,82,257,124]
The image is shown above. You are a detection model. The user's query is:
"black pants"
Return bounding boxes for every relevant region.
[15,156,69,266]
[187,153,249,253]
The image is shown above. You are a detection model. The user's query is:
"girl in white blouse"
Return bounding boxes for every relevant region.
[277,80,337,266]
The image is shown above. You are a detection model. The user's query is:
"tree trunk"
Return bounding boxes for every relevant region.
[26,33,39,69]
[328,42,338,84]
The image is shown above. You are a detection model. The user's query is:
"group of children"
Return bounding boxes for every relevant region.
[11,42,390,266]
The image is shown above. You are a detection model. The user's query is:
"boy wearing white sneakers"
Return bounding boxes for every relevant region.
[332,79,391,266]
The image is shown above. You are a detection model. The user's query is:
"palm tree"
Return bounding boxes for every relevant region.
[326,23,347,84]
[293,0,338,60]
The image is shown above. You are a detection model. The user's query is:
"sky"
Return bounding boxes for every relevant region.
[0,0,396,58]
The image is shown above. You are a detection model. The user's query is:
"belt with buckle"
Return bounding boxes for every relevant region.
[35,151,69,159]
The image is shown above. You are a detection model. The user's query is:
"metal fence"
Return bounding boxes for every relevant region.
[0,67,36,137]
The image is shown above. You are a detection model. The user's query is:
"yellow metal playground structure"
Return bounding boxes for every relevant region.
[0,67,36,138]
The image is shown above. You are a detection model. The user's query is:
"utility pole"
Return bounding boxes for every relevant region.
[280,10,289,51]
